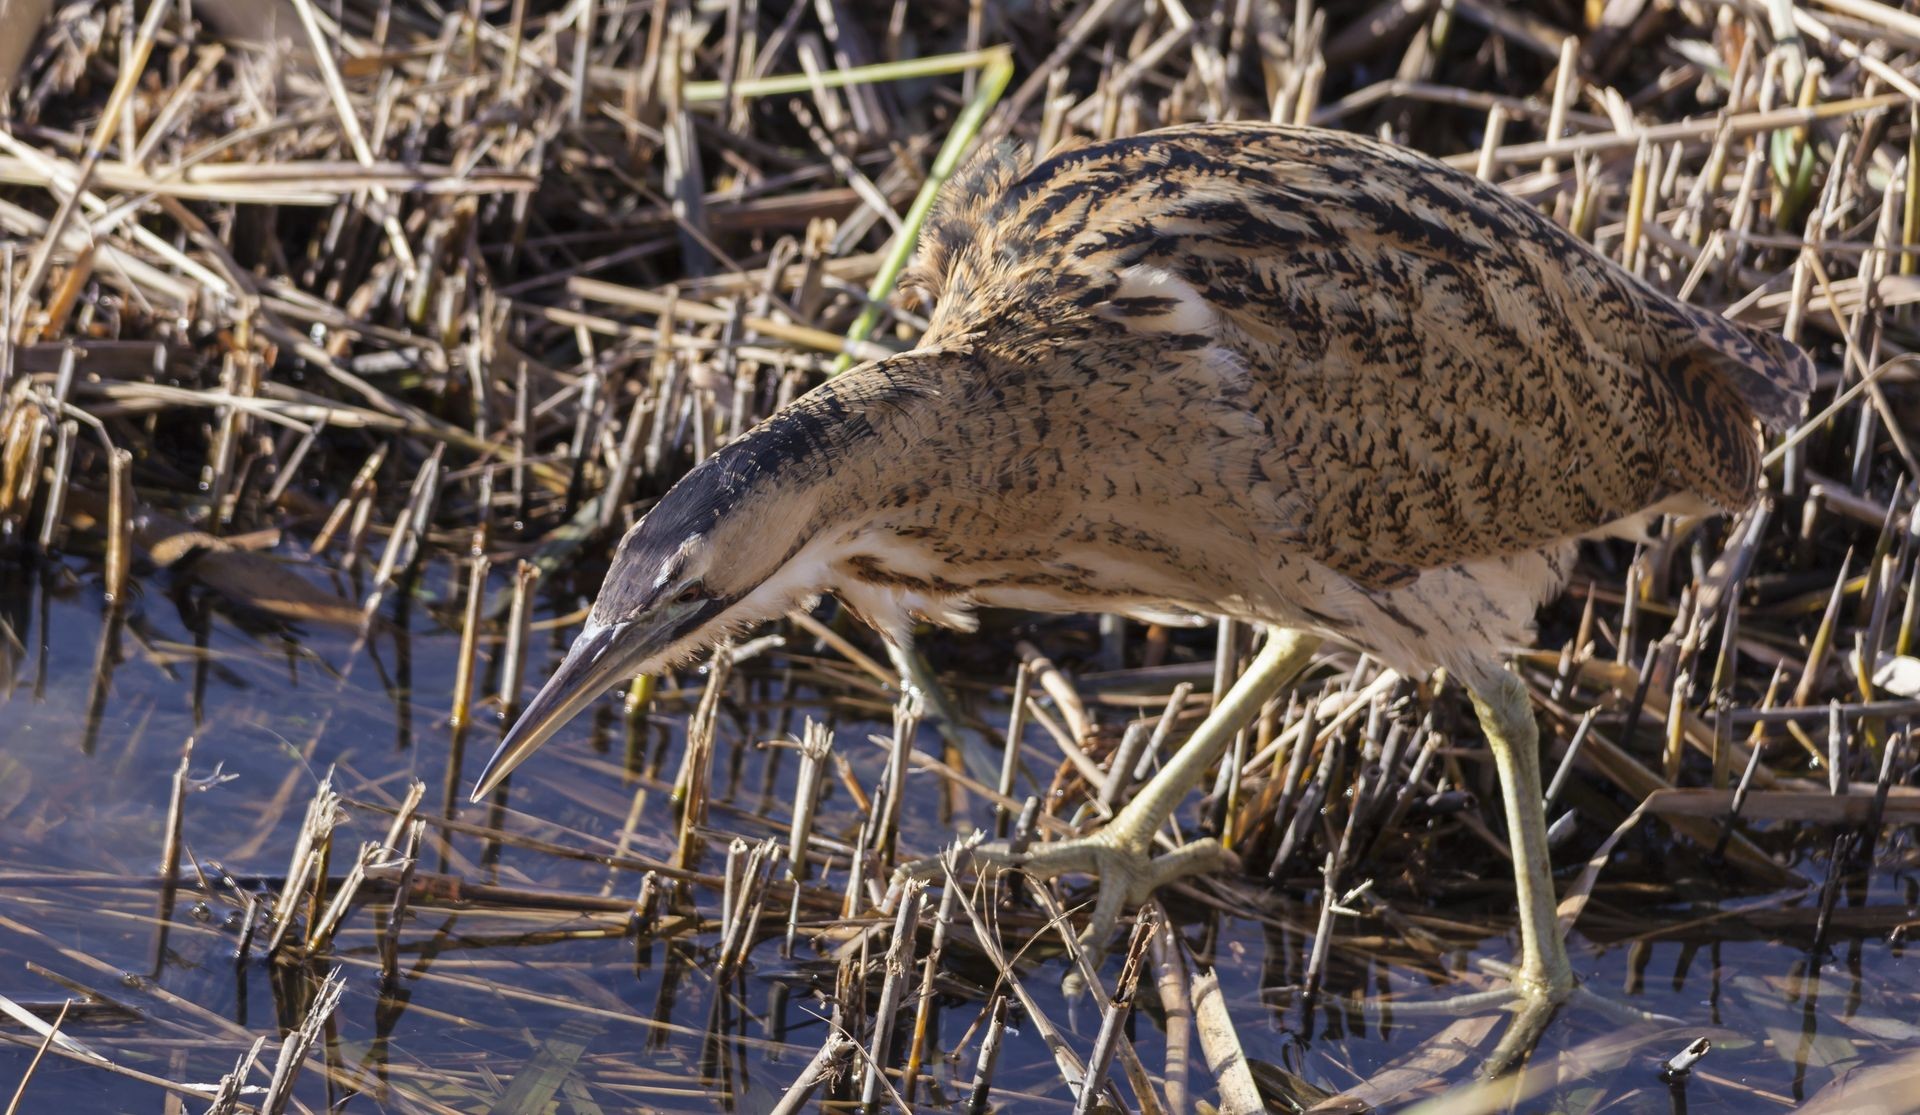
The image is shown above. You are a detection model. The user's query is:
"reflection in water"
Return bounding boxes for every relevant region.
[0,549,1914,1112]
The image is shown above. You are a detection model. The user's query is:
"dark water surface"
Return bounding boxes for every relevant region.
[1,545,1916,1113]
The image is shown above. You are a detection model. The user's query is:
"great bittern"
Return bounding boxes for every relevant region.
[474,123,1812,1062]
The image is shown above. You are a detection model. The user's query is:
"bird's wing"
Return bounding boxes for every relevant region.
[917,123,1813,590]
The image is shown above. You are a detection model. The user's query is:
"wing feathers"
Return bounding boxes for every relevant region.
[904,122,1818,579]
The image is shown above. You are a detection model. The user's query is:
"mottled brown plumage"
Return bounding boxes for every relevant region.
[730,122,1815,695]
[475,123,1813,1064]
[907,123,1807,600]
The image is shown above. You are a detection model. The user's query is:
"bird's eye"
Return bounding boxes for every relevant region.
[673,583,706,605]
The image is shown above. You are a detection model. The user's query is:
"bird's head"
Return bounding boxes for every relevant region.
[470,361,932,801]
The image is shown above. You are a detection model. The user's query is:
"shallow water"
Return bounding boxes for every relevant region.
[2,544,1916,1114]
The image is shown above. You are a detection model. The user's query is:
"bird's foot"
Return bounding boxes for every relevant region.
[968,823,1236,955]
[1365,958,1673,1077]
[1357,969,1564,1077]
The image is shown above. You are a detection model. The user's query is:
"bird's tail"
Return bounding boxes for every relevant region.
[1659,308,1816,514]
[1679,309,1817,432]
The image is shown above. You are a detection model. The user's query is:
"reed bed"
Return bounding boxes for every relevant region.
[1,1,1918,1112]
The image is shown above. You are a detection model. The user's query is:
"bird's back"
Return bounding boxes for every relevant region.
[909,123,1814,592]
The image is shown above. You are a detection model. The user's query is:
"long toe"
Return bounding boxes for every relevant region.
[1353,979,1552,1077]
[967,834,1107,880]
[967,829,1237,952]
[1141,837,1236,893]
[1363,960,1672,1078]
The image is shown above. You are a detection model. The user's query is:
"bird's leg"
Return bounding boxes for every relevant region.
[1362,670,1675,1072]
[972,628,1323,950]
[1467,667,1575,1074]
[885,639,970,751]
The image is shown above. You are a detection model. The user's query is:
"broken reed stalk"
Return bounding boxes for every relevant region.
[1074,908,1158,1115]
[308,445,387,557]
[869,694,920,871]
[996,661,1033,836]
[1302,851,1339,997]
[366,442,444,601]
[787,718,832,883]
[901,881,957,1102]
[715,838,777,982]
[147,739,192,977]
[721,839,745,948]
[260,968,344,1115]
[103,447,130,604]
[966,993,1010,1115]
[769,1032,854,1115]
[673,649,733,870]
[498,559,541,718]
[732,847,779,974]
[1192,966,1262,1115]
[156,743,190,895]
[305,841,377,952]
[449,554,490,732]
[34,348,72,550]
[266,774,340,957]
[1149,915,1193,1115]
[859,879,922,1108]
[379,819,424,986]
[202,1037,268,1115]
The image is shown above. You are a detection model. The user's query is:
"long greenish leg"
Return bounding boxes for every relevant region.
[1103,627,1322,853]
[1468,669,1574,997]
[1468,668,1575,1073]
[973,627,1323,949]
[886,640,971,751]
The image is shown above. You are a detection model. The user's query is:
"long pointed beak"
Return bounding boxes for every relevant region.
[470,621,637,802]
